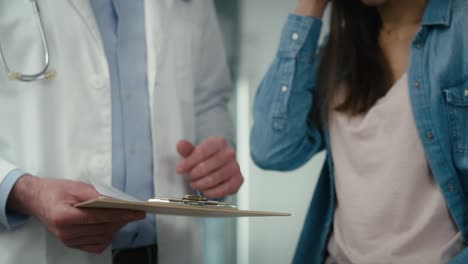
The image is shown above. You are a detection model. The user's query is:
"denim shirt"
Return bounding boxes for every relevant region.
[250,0,468,263]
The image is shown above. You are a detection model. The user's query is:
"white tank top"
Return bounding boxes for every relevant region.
[326,73,463,264]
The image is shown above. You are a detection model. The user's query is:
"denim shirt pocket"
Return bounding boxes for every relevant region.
[443,83,468,157]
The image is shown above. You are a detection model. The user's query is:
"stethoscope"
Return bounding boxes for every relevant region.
[0,0,56,82]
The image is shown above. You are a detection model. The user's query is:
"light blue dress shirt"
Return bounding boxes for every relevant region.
[90,0,156,249]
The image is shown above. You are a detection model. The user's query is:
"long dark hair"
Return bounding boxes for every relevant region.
[313,0,392,125]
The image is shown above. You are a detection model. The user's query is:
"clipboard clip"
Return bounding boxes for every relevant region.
[147,195,237,209]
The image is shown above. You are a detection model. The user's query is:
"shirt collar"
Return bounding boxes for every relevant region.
[422,0,453,27]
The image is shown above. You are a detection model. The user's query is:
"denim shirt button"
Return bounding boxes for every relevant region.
[414,81,422,88]
[281,85,289,92]
[415,43,422,49]
[426,131,435,140]
[448,184,456,192]
[464,89,468,97]
[291,32,300,41]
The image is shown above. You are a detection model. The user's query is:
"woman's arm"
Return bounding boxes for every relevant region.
[250,3,327,171]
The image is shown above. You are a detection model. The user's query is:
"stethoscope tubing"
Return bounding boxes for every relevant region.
[0,0,55,82]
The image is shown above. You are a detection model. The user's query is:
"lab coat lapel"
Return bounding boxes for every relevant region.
[67,0,102,46]
[145,0,176,110]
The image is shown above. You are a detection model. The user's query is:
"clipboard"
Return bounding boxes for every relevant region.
[76,195,290,217]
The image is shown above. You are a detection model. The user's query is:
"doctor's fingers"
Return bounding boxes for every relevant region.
[191,162,244,198]
[61,222,127,253]
[184,147,236,181]
[76,243,111,254]
[57,207,145,226]
[203,172,244,198]
[176,137,228,173]
[54,221,128,242]
[189,159,240,190]
[64,234,113,251]
[176,139,195,158]
[68,239,113,254]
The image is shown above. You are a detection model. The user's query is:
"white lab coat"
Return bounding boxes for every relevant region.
[0,0,233,263]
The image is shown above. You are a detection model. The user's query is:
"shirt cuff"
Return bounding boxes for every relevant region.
[0,169,29,230]
[278,14,323,59]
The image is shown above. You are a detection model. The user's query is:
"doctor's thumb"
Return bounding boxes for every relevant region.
[74,183,101,202]
[176,139,195,158]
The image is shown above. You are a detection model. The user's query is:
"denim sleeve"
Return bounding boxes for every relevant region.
[251,14,325,171]
[0,169,29,230]
[449,247,468,264]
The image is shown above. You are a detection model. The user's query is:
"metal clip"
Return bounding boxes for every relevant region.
[148,194,236,209]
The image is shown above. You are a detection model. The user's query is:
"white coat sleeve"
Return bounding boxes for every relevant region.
[193,1,234,147]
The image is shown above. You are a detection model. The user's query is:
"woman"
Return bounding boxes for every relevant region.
[251,0,468,263]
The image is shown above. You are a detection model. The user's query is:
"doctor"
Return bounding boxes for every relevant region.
[0,0,243,264]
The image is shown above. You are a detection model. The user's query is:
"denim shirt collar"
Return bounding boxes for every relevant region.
[422,0,453,27]
[335,0,454,82]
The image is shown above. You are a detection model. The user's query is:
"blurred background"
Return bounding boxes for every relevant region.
[202,1,330,263]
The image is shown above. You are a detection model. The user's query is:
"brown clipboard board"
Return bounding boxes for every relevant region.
[76,196,291,217]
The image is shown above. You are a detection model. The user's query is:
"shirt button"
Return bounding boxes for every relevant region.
[464,89,468,97]
[126,91,133,99]
[414,81,421,88]
[448,184,456,192]
[426,131,435,140]
[273,122,281,130]
[291,32,300,41]
[281,85,288,92]
[415,43,422,49]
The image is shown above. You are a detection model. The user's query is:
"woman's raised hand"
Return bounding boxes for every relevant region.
[295,0,329,17]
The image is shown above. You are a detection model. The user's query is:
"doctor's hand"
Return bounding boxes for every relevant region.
[176,138,244,199]
[7,175,145,254]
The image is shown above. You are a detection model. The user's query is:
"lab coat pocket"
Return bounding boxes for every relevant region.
[443,83,468,174]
